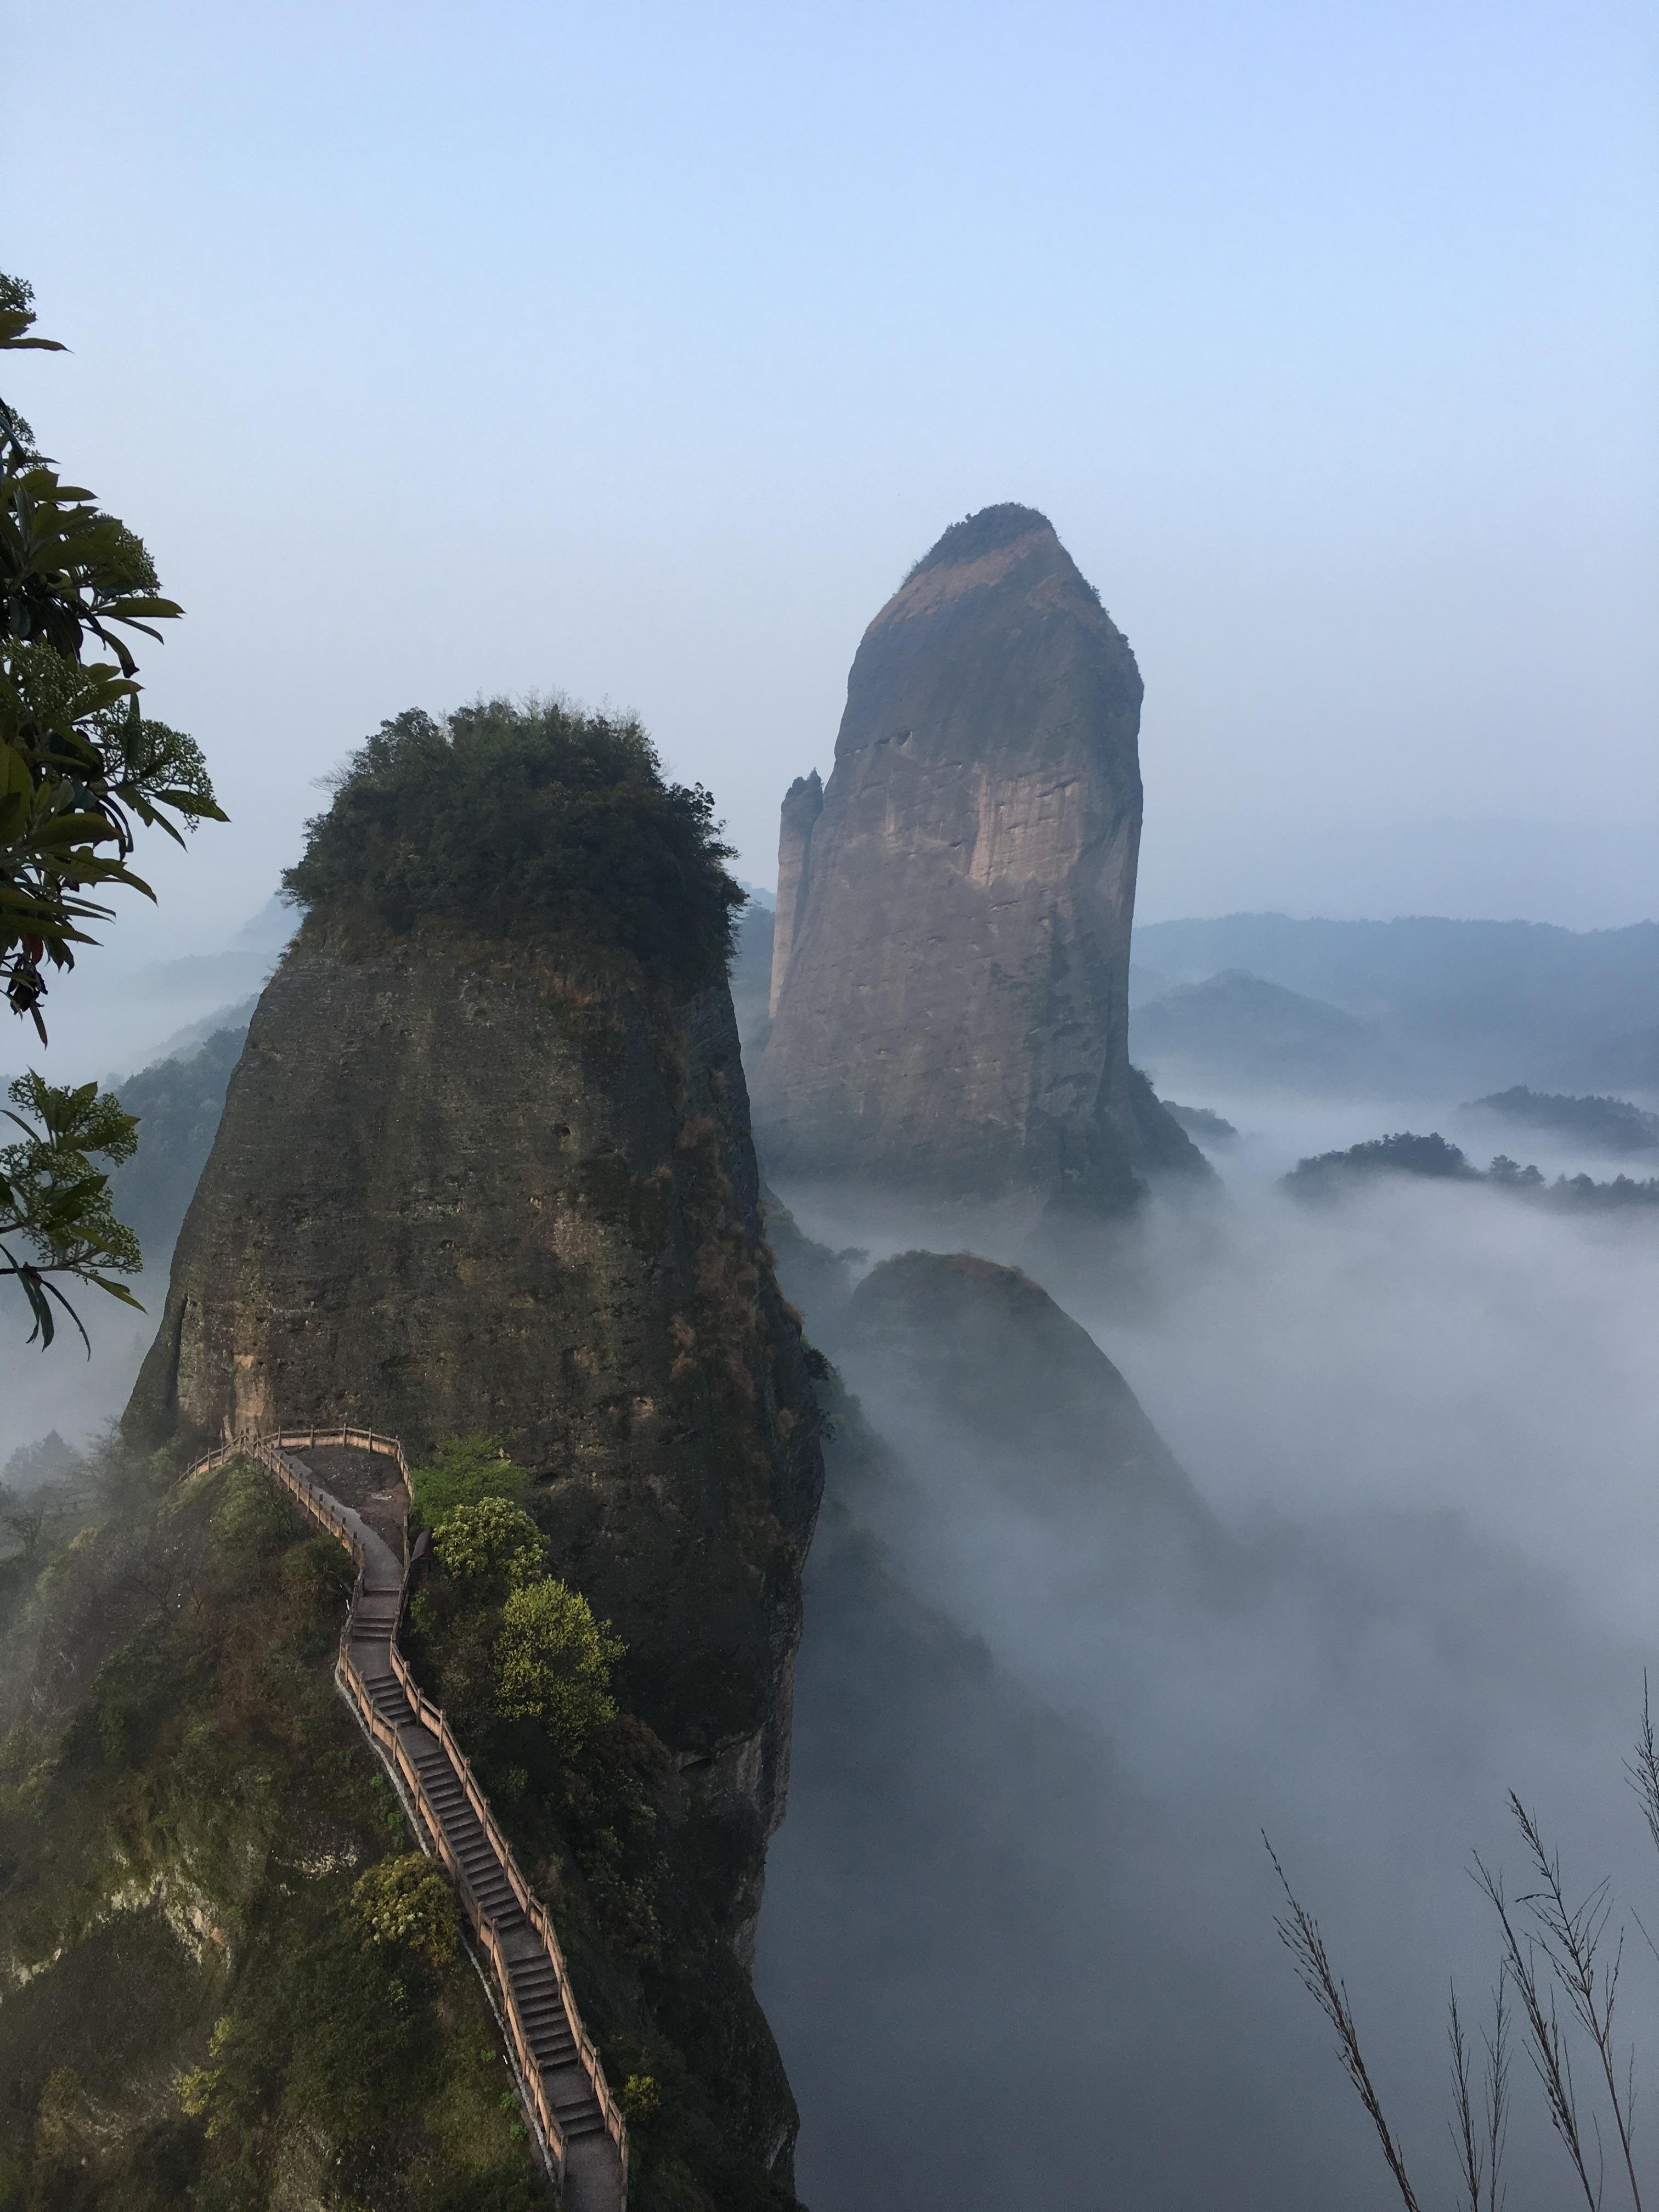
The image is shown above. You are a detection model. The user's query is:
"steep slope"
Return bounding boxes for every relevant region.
[107,1023,248,1266]
[120,699,822,2207]
[729,899,776,1057]
[0,1446,551,2208]
[753,504,1203,1210]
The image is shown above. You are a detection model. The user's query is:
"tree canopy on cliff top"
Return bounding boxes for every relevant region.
[284,698,743,991]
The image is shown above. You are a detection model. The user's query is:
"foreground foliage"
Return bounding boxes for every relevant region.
[1275,1685,1659,2212]
[1,272,223,1035]
[1,269,223,1353]
[0,1072,142,1347]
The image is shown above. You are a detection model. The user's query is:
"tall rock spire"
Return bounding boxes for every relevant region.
[751,503,1201,1209]
[769,769,822,1015]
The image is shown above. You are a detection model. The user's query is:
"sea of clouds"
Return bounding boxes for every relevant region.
[758,1130,1659,2209]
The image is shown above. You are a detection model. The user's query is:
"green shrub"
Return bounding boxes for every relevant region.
[281,698,744,992]
[623,2071,661,2125]
[433,1497,545,1594]
[351,1851,460,1971]
[410,1435,530,1530]
[210,1458,292,1558]
[494,1579,623,1753]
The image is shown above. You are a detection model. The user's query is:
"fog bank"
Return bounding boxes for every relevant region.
[757,1143,1659,2207]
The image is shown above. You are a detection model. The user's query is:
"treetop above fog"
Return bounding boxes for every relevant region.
[1284,1128,1659,1211]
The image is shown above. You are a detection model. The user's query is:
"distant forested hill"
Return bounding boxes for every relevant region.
[1130,969,1397,1094]
[108,1024,248,1266]
[1133,915,1659,1094]
[1466,1085,1659,1156]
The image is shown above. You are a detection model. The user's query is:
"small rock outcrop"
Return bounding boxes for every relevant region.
[753,504,1203,1209]
[839,1250,1212,1536]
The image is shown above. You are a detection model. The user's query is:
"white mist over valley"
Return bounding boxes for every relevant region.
[4,6,1656,2200]
[758,1161,1659,2208]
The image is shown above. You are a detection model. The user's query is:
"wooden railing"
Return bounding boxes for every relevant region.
[184,1426,629,2189]
[381,1632,625,2137]
[331,1590,578,2174]
[267,1424,415,1503]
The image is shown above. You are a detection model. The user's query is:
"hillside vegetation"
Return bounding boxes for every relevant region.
[283,701,745,994]
[400,1437,803,2211]
[0,1441,547,2209]
[1466,1084,1659,1156]
[1283,1131,1659,1211]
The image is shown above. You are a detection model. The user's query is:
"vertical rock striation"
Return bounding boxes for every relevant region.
[769,772,822,1017]
[753,503,1203,1208]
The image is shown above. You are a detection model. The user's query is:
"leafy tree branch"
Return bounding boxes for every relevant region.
[1,270,225,1040]
[0,1071,141,1348]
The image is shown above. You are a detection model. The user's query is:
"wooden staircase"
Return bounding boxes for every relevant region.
[187,1426,628,2207]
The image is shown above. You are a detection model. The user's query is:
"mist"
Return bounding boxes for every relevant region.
[10,945,1659,2203]
[10,889,1659,2206]
[754,1136,1659,2208]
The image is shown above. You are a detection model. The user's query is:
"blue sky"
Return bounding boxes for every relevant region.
[7,0,1656,940]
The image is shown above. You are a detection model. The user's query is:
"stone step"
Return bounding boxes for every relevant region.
[233,1439,623,2202]
[560,2113,610,2143]
[550,2087,602,2118]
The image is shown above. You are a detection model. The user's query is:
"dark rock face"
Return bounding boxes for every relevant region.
[126,915,822,1907]
[839,1250,1211,1536]
[753,503,1203,1208]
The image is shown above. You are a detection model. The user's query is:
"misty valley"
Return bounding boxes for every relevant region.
[4,491,1659,2212]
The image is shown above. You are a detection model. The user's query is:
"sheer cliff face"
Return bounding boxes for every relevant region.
[754,502,1193,1209]
[127,919,822,1851]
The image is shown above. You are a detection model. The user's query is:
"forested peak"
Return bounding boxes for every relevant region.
[283,696,743,991]
[905,502,1054,579]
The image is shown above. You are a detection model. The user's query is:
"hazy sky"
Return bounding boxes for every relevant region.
[8,0,1656,949]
